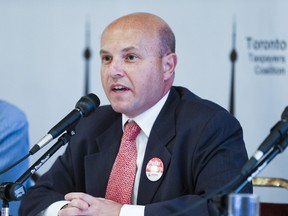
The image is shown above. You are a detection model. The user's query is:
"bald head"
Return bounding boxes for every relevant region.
[102,12,176,57]
[100,12,177,117]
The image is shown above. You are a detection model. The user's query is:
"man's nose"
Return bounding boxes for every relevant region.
[109,59,124,78]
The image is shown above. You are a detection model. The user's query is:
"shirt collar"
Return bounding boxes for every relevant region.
[122,91,170,137]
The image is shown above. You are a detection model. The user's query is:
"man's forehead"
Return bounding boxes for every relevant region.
[102,26,158,46]
[103,24,156,38]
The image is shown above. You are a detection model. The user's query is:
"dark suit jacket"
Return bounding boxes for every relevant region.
[19,86,252,216]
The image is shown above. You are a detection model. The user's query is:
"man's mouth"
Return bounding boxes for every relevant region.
[112,85,130,92]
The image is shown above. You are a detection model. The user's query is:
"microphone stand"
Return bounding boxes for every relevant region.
[234,134,288,193]
[214,134,288,215]
[0,131,74,216]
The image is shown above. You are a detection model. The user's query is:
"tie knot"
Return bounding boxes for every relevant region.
[123,121,141,141]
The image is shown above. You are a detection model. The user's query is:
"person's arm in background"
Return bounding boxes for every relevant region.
[0,100,31,215]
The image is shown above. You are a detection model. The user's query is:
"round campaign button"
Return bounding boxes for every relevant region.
[146,157,164,182]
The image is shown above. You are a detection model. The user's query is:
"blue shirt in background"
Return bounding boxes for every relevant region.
[0,100,31,216]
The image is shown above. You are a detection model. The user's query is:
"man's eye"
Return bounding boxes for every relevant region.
[126,54,138,61]
[102,56,112,64]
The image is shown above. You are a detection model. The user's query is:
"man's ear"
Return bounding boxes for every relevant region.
[162,53,177,80]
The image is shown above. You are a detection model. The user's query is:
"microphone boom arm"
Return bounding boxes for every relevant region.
[17,131,73,186]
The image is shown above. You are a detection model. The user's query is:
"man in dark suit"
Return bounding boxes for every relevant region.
[19,12,251,216]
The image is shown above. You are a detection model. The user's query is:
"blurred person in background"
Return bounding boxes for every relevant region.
[0,100,31,215]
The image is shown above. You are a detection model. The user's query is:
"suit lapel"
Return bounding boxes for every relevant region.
[85,117,122,197]
[137,88,180,204]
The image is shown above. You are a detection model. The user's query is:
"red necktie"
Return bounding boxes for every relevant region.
[105,121,141,204]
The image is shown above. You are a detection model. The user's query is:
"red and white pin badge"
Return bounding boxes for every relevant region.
[146,157,164,182]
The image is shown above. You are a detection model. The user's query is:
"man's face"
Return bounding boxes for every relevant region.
[100,25,167,118]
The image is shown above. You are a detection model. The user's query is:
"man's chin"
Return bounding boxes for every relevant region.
[111,104,129,114]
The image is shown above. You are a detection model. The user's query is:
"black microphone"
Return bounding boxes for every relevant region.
[241,106,288,175]
[29,93,100,155]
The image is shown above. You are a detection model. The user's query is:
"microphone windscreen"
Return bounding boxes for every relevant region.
[76,93,100,117]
